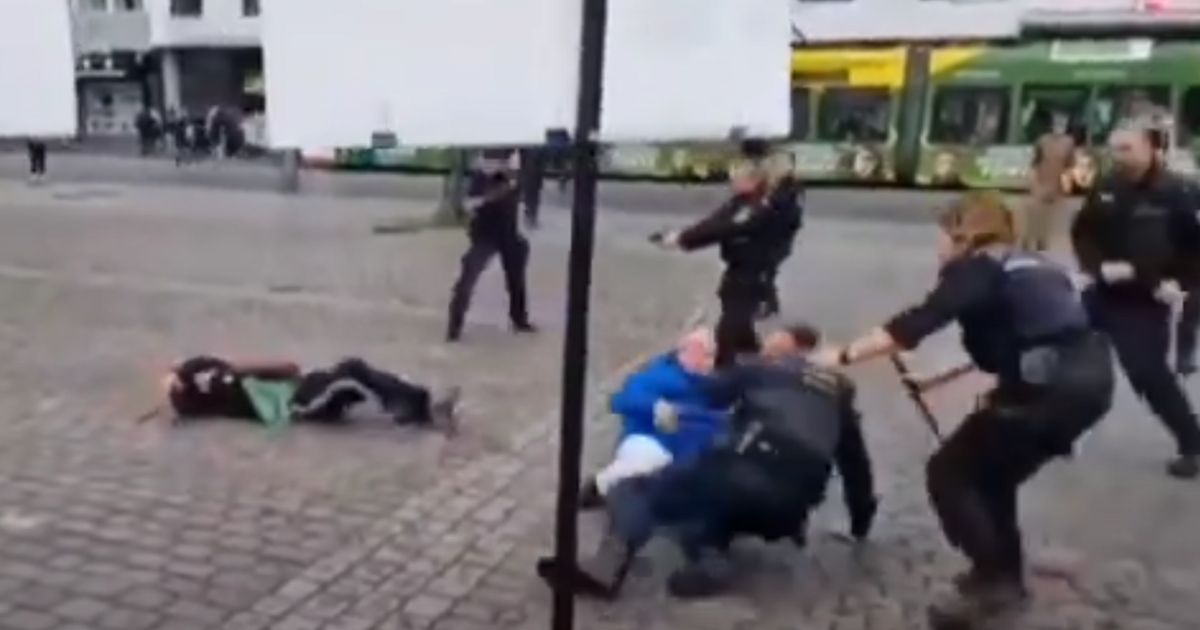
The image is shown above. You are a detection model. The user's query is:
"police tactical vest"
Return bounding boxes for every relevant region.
[988,249,1089,346]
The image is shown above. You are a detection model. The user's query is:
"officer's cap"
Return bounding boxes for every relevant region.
[938,191,1016,248]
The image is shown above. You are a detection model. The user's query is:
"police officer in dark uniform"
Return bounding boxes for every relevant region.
[817,192,1114,628]
[446,150,537,342]
[737,140,804,319]
[517,147,546,229]
[1071,121,1200,479]
[654,144,793,366]
[537,323,877,600]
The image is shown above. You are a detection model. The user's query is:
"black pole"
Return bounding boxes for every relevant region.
[550,0,608,629]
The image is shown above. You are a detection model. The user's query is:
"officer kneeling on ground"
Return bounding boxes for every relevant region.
[1071,120,1200,479]
[538,324,878,600]
[815,192,1114,629]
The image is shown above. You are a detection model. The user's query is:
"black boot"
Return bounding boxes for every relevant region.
[667,549,733,599]
[513,321,538,335]
[535,531,633,600]
[850,495,879,541]
[1167,454,1200,480]
[928,578,1028,629]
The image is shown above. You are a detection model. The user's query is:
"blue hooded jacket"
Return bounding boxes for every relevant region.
[609,352,728,463]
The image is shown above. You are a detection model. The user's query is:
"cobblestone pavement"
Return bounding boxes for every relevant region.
[0,180,1197,630]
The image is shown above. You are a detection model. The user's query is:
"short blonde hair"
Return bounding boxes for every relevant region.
[937,190,1016,249]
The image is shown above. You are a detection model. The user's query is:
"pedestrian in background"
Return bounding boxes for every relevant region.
[1022,111,1074,251]
[26,138,47,184]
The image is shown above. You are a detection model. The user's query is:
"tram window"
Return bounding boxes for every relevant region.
[790,88,811,140]
[817,88,891,143]
[1182,87,1200,145]
[1020,85,1088,143]
[1089,86,1171,144]
[928,86,1010,145]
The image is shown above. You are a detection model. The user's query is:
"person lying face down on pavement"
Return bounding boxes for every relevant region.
[164,356,459,432]
[537,323,878,600]
[577,327,729,510]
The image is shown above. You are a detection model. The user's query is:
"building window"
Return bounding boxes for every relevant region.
[117,0,143,10]
[243,0,260,17]
[80,0,109,11]
[929,86,1010,145]
[170,0,203,17]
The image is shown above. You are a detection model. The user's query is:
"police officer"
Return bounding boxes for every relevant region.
[446,150,537,342]
[1071,120,1200,479]
[655,143,794,366]
[815,192,1114,628]
[537,323,877,600]
[751,142,805,319]
[517,147,546,229]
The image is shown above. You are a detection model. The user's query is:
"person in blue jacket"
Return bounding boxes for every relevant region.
[580,328,728,508]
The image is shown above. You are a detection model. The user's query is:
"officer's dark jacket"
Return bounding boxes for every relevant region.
[466,170,521,243]
[1071,167,1200,297]
[706,355,856,463]
[702,354,876,522]
[676,193,785,274]
[767,177,805,265]
[886,249,1087,385]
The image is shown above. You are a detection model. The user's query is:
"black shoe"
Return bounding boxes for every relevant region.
[579,478,604,511]
[513,322,538,334]
[1167,454,1200,480]
[535,532,633,600]
[1177,359,1197,377]
[928,580,1028,630]
[446,326,462,343]
[850,496,879,542]
[666,552,733,600]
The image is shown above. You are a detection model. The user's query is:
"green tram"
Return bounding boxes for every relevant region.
[332,39,1200,190]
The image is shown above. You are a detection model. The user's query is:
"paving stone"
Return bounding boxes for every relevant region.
[120,586,177,611]
[53,597,111,623]
[96,607,161,630]
[1,609,57,630]
[402,595,454,620]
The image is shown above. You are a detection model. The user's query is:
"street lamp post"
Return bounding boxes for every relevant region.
[550,0,608,628]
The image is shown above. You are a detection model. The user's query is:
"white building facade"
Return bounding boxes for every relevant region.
[69,0,262,136]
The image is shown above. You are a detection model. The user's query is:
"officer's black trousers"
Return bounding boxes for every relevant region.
[926,333,1113,584]
[448,236,531,336]
[715,273,766,367]
[1176,291,1200,369]
[27,142,46,175]
[1087,291,1200,455]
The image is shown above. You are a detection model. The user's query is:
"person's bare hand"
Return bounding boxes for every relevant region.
[810,345,844,368]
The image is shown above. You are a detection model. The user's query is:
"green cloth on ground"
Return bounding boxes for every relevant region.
[240,377,298,430]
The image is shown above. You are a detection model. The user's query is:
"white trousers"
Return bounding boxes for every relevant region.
[593,434,674,495]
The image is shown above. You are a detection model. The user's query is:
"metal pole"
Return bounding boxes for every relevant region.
[550,0,607,628]
[280,148,301,194]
